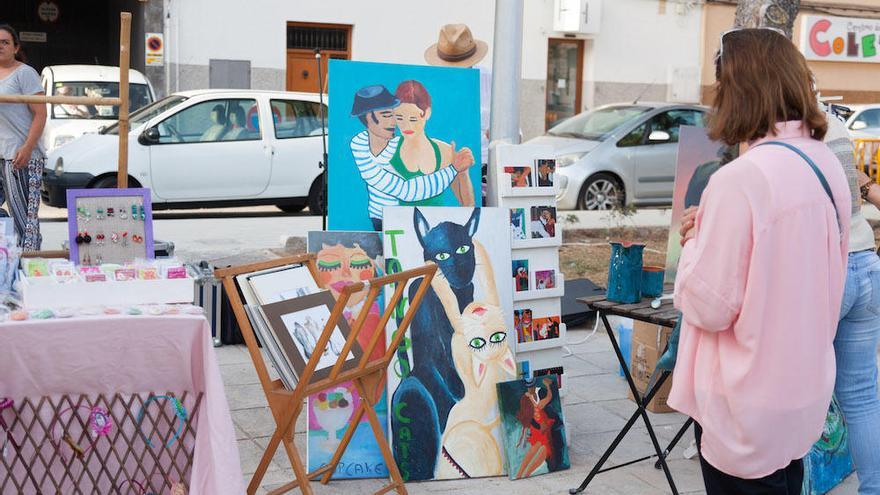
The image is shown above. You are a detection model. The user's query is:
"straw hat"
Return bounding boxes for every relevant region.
[424,24,488,67]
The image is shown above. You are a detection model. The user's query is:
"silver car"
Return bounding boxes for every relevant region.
[527,103,708,210]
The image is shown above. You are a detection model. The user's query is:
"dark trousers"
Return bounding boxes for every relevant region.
[695,423,804,495]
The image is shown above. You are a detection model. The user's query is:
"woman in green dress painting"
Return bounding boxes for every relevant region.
[391,80,475,206]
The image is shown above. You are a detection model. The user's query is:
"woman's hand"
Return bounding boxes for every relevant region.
[11,145,33,170]
[450,141,475,173]
[679,206,698,247]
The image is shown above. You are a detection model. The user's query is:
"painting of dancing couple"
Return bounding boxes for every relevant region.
[328,60,482,231]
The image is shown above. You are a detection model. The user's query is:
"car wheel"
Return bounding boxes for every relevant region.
[578,173,624,210]
[91,175,141,189]
[307,176,326,216]
[276,203,306,213]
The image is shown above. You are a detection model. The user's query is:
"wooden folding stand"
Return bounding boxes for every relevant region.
[214,254,436,495]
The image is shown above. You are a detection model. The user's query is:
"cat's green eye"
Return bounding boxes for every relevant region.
[489,332,506,344]
[455,245,471,255]
[435,252,451,261]
[469,337,486,349]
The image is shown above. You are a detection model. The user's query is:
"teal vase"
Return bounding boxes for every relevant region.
[607,242,645,304]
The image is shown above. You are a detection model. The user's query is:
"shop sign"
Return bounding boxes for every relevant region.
[801,15,880,63]
[145,33,164,67]
[19,32,47,43]
[37,1,60,23]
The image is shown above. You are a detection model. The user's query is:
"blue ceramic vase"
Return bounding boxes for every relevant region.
[607,242,645,304]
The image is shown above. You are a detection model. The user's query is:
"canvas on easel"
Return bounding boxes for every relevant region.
[307,231,390,479]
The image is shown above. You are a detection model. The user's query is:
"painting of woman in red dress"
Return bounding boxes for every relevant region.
[497,374,569,480]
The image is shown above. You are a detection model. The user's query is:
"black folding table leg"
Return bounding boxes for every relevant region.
[570,312,682,495]
[655,418,694,469]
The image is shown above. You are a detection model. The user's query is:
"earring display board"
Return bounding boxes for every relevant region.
[66,188,155,266]
[496,144,567,384]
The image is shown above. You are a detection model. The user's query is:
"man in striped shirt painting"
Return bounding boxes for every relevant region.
[351,85,474,231]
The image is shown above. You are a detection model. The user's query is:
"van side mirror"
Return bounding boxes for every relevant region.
[139,126,160,145]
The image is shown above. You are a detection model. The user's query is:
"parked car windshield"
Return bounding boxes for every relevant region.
[102,95,188,135]
[548,105,651,140]
[51,82,153,120]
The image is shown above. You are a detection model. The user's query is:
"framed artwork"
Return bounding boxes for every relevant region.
[530,206,556,239]
[532,316,561,342]
[66,188,154,265]
[496,375,569,480]
[513,259,530,292]
[510,208,527,241]
[244,264,320,305]
[535,159,556,187]
[504,166,533,188]
[306,231,389,479]
[515,309,533,343]
[516,361,531,380]
[261,291,363,382]
[382,206,514,481]
[802,397,854,495]
[328,60,482,231]
[244,304,298,389]
[535,270,556,290]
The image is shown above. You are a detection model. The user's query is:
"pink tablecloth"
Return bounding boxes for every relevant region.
[0,315,244,495]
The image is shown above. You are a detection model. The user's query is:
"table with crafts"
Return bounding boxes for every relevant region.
[0,314,244,495]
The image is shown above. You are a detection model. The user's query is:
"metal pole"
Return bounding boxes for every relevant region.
[487,0,524,207]
[315,49,328,229]
[117,12,132,188]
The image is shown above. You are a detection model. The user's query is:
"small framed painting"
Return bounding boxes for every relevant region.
[512,259,530,292]
[535,269,557,290]
[510,208,527,241]
[530,206,557,239]
[261,291,362,382]
[504,166,533,188]
[515,308,533,343]
[535,159,556,187]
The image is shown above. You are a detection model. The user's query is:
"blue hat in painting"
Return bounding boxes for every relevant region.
[351,85,400,116]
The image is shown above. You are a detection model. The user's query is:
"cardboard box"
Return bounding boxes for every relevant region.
[627,321,675,413]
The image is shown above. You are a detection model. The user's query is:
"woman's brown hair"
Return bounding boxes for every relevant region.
[708,28,827,146]
[0,24,26,63]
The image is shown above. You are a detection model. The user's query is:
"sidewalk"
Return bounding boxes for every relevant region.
[218,324,861,494]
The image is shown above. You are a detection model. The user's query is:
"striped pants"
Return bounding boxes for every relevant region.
[0,158,43,251]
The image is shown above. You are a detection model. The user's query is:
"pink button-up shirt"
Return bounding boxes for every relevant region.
[669,121,850,479]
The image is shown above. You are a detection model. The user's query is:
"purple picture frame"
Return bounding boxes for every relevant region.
[66,187,155,263]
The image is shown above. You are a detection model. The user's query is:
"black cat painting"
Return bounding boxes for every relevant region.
[390,207,479,481]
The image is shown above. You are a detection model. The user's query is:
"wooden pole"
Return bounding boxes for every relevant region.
[117,12,132,189]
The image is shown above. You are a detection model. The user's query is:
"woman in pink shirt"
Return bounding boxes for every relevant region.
[671,29,850,494]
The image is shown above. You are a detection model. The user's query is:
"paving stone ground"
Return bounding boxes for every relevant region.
[217,325,861,495]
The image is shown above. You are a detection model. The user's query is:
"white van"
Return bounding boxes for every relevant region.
[40,65,156,152]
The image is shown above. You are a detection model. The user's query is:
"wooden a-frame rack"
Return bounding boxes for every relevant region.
[214,254,436,495]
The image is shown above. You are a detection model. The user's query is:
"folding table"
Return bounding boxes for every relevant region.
[570,291,693,495]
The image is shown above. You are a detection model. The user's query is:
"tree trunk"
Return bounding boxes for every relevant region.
[734,0,801,38]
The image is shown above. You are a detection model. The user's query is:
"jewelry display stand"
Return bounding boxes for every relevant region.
[66,188,154,266]
[214,254,436,495]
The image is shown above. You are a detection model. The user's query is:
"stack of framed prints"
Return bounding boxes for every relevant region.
[496,144,567,389]
[235,262,322,388]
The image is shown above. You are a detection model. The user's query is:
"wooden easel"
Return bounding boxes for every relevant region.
[214,254,436,495]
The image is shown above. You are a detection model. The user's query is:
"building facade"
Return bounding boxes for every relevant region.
[9,1,878,141]
[701,0,880,104]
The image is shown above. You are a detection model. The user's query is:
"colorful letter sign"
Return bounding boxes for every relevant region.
[800,15,880,63]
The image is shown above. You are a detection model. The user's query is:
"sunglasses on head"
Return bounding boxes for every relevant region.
[715,26,787,66]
